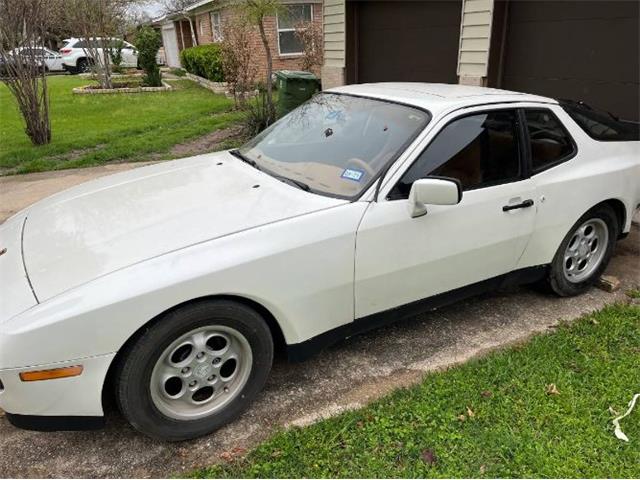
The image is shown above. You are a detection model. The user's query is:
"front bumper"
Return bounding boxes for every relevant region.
[5,413,105,431]
[0,353,115,428]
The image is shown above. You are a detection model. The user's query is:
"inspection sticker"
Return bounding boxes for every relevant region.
[341,168,364,182]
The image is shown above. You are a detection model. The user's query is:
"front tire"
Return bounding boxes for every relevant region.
[547,204,618,296]
[115,300,273,441]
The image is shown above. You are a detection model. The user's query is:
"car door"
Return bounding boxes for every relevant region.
[354,107,537,319]
[44,48,63,71]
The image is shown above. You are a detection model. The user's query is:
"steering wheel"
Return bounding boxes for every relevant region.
[345,158,376,177]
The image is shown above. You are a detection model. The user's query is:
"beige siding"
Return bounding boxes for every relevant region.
[323,0,345,68]
[457,0,494,78]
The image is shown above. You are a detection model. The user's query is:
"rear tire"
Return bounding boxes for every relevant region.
[547,204,618,296]
[115,299,273,441]
[76,58,90,74]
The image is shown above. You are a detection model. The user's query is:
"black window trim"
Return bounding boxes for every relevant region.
[559,100,640,142]
[387,106,529,200]
[520,107,578,176]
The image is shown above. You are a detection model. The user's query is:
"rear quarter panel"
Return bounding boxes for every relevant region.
[517,104,640,269]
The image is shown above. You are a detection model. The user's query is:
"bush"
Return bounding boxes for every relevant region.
[221,18,256,108]
[135,26,162,87]
[244,86,276,136]
[170,67,186,77]
[109,39,125,74]
[180,44,224,82]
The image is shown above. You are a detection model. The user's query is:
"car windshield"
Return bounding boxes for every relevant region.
[238,93,430,198]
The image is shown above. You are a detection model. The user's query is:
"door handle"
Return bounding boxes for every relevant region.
[502,199,534,212]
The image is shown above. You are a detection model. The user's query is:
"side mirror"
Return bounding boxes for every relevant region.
[407,177,462,218]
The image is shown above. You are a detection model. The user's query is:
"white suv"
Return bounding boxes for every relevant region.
[60,37,139,74]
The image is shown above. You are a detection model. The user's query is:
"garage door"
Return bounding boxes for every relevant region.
[346,1,462,84]
[495,1,639,121]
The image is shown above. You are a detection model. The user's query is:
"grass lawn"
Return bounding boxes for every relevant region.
[195,303,640,478]
[0,75,242,175]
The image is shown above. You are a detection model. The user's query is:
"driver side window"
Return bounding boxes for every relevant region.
[389,110,521,199]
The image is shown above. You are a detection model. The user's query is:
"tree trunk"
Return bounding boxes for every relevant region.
[101,43,113,89]
[257,18,274,120]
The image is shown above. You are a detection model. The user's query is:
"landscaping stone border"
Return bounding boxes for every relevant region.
[72,80,173,95]
[184,72,229,95]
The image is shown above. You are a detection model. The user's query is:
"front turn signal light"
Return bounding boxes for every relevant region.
[19,365,83,382]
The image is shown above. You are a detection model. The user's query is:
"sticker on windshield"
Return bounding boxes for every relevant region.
[341,168,364,182]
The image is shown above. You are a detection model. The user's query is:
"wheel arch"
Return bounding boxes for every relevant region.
[101,294,287,411]
[598,198,627,237]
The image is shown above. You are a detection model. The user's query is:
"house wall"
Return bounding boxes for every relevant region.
[457,0,493,85]
[175,20,195,51]
[181,1,323,81]
[321,0,346,88]
[195,12,214,45]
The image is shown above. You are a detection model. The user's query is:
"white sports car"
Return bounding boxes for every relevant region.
[1,84,638,441]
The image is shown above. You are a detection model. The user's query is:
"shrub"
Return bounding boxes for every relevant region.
[244,85,276,136]
[294,21,323,73]
[170,67,186,77]
[180,44,224,82]
[221,18,256,108]
[109,39,125,74]
[135,26,162,87]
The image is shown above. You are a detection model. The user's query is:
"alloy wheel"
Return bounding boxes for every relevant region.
[562,218,609,283]
[150,325,252,420]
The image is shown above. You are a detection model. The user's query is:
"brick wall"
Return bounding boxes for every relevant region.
[189,2,323,80]
[195,12,214,45]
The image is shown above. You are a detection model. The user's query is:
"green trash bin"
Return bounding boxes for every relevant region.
[275,70,321,117]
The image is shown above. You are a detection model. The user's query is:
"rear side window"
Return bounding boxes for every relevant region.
[561,101,640,141]
[524,109,575,173]
[390,110,521,198]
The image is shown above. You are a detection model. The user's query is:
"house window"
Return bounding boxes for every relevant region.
[210,12,223,42]
[277,4,312,55]
[199,17,206,37]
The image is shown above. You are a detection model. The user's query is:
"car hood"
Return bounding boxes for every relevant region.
[21,152,346,301]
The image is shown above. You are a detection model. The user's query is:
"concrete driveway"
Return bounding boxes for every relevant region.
[0,166,638,478]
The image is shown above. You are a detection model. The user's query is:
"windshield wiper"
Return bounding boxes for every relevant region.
[272,175,311,192]
[230,150,310,192]
[230,149,260,170]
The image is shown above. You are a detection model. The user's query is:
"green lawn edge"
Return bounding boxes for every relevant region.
[193,303,640,478]
[0,77,241,175]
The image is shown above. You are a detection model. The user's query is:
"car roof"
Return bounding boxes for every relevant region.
[326,82,557,115]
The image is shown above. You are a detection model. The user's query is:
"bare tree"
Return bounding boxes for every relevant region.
[294,19,322,73]
[0,0,51,145]
[64,0,141,89]
[221,17,256,109]
[240,0,283,123]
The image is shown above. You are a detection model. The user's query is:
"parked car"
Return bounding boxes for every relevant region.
[59,37,138,74]
[0,84,638,441]
[12,46,65,72]
[0,50,47,77]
